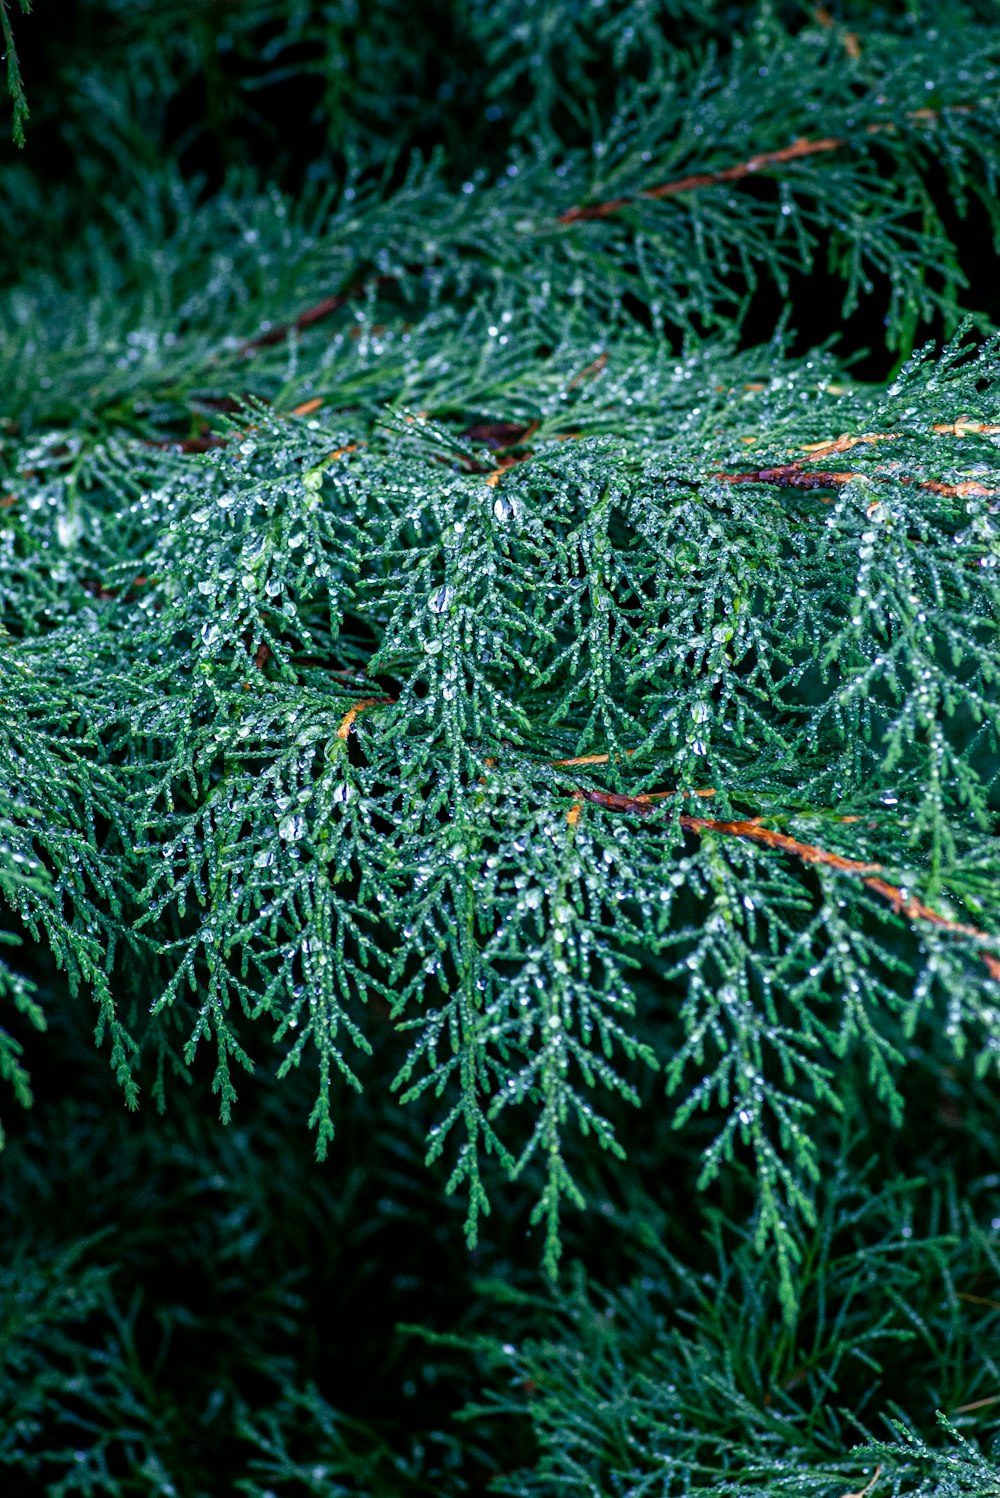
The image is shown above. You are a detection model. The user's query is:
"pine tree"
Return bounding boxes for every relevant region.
[1,2,999,1493]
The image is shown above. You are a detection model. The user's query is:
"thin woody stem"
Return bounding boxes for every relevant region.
[716,462,1000,501]
[558,135,848,224]
[569,787,1000,979]
[336,696,395,739]
[237,274,397,357]
[239,294,350,354]
[332,696,1000,978]
[802,421,1000,458]
[146,397,326,454]
[557,105,970,225]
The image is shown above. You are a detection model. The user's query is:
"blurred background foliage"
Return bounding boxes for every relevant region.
[4,0,1000,368]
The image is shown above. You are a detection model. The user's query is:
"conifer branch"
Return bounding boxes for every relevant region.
[556,103,976,225]
[237,277,397,356]
[331,691,1000,981]
[0,0,30,148]
[4,4,1000,1488]
[557,135,851,224]
[566,791,1000,980]
[717,461,1000,500]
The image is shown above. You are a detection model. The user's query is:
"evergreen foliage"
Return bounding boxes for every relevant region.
[1,1,999,1492]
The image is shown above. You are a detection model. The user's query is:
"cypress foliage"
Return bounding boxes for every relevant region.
[1,2,999,1493]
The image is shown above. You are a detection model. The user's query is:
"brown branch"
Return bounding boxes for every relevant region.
[800,432,903,458]
[239,295,350,356]
[557,105,969,225]
[715,418,1000,502]
[566,351,609,390]
[719,464,860,491]
[328,698,1000,979]
[238,274,398,357]
[558,135,848,224]
[802,421,1000,460]
[957,1291,1000,1311]
[814,7,862,62]
[485,455,524,487]
[336,696,396,739]
[144,397,329,455]
[564,790,1000,980]
[463,419,538,449]
[951,1393,1000,1414]
[552,749,638,767]
[716,462,1000,501]
[684,817,1000,980]
[839,1467,881,1498]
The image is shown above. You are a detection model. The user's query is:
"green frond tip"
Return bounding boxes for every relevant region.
[0,0,31,147]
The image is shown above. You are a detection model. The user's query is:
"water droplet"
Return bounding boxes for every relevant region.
[428,584,453,614]
[56,512,82,548]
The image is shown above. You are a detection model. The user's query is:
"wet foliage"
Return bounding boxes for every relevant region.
[1,2,999,1493]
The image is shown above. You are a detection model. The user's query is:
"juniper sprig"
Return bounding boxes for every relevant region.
[2,2,1000,1492]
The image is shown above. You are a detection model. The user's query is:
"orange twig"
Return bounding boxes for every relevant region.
[558,136,847,223]
[329,703,1000,976]
[558,105,967,225]
[336,697,395,739]
[237,273,401,357]
[485,455,522,487]
[561,789,1000,980]
[952,1393,1000,1414]
[240,294,349,354]
[717,462,1000,501]
[814,6,862,61]
[686,818,1000,976]
[800,421,1000,460]
[323,442,360,463]
[552,749,638,766]
[718,464,861,491]
[800,432,903,458]
[145,396,328,455]
[566,351,609,390]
